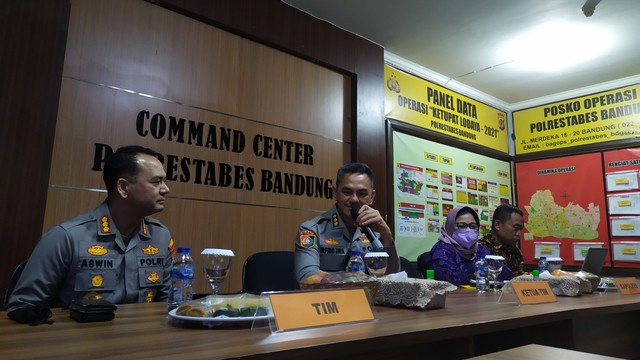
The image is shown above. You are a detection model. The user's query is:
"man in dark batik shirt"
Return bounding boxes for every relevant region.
[479,204,525,278]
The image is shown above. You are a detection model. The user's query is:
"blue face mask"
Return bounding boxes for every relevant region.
[452,228,479,248]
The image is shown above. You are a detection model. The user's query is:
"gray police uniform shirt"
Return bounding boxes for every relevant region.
[294,204,388,283]
[7,201,174,311]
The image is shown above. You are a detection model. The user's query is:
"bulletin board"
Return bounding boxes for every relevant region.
[604,147,640,268]
[515,153,610,267]
[392,131,513,260]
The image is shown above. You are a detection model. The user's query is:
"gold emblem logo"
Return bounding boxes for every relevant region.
[91,274,104,288]
[87,244,108,256]
[324,238,339,246]
[147,270,160,283]
[142,244,159,255]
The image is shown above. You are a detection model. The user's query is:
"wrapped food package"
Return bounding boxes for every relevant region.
[373,277,457,309]
[175,293,271,318]
[299,271,380,296]
[552,269,600,293]
[510,274,582,296]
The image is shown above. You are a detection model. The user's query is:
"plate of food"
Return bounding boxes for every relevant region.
[168,293,273,327]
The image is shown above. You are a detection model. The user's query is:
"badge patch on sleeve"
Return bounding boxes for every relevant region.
[298,230,316,248]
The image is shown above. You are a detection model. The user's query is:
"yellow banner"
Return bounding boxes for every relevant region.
[514,84,640,154]
[384,65,508,154]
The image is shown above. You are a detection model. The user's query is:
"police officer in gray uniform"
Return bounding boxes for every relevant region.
[295,163,399,283]
[7,145,175,316]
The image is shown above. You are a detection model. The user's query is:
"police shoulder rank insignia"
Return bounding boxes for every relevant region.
[298,229,316,248]
[142,244,159,255]
[91,274,104,288]
[147,270,160,283]
[332,213,340,227]
[100,215,111,234]
[359,233,371,243]
[141,219,148,236]
[87,244,108,256]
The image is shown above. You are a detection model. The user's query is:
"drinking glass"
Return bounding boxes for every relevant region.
[201,248,234,295]
[484,255,504,292]
[364,252,389,277]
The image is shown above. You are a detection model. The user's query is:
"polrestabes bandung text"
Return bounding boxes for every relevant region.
[90,110,333,199]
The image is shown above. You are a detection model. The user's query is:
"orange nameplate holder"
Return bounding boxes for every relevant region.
[268,288,376,332]
[613,278,640,294]
[510,281,557,304]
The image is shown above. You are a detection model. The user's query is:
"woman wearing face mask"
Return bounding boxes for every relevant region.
[431,206,512,285]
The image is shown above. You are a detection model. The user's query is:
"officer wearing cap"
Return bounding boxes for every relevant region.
[7,145,176,319]
[294,162,399,283]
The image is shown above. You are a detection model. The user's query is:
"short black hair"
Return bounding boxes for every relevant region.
[336,162,374,187]
[492,204,523,230]
[103,145,158,193]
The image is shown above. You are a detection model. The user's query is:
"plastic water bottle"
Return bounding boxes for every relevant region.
[538,256,549,274]
[168,247,195,311]
[475,256,489,293]
[346,250,365,272]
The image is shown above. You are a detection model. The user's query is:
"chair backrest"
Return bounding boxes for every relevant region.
[416,251,432,279]
[242,251,297,294]
[399,256,424,279]
[3,259,28,310]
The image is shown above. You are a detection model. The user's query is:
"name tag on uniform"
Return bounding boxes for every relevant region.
[268,288,376,332]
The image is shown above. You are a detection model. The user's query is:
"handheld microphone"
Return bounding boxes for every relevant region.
[350,205,385,251]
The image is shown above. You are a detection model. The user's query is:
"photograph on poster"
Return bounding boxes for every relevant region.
[606,171,639,192]
[396,202,426,238]
[608,193,640,215]
[611,217,640,237]
[395,163,425,198]
[442,188,453,201]
[425,168,438,184]
[442,172,453,186]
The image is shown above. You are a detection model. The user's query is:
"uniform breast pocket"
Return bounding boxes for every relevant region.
[138,267,164,288]
[75,270,117,291]
[319,246,349,271]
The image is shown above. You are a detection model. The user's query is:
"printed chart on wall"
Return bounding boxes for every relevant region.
[393,131,513,260]
[515,153,609,266]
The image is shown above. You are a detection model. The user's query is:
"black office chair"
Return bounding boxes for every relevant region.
[3,259,28,310]
[416,251,432,278]
[242,251,298,294]
[399,256,424,278]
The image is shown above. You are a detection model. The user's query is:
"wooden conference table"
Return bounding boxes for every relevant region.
[1,289,639,360]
